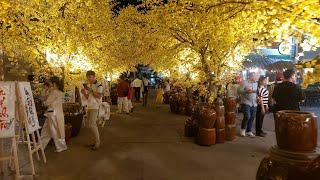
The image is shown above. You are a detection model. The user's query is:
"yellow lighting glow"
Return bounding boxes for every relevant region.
[45,49,93,72]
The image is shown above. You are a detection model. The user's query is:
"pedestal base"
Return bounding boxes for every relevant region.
[257,146,320,180]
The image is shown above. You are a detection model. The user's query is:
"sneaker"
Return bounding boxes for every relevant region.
[256,132,267,137]
[240,129,246,137]
[91,144,100,151]
[246,132,255,137]
[55,147,68,153]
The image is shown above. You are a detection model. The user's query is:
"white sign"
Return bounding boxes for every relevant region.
[0,82,16,138]
[17,82,40,133]
[64,90,75,103]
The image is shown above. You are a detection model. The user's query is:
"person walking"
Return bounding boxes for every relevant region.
[127,81,133,112]
[272,69,305,113]
[155,83,164,104]
[239,72,258,137]
[142,74,149,107]
[132,77,143,102]
[164,79,171,92]
[255,76,269,137]
[116,76,130,114]
[41,77,68,153]
[81,70,103,150]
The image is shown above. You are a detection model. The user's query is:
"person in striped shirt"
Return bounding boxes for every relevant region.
[256,76,269,137]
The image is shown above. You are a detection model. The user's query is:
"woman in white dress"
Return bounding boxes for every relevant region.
[41,77,68,152]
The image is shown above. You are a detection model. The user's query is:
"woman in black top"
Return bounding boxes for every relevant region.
[256,76,269,137]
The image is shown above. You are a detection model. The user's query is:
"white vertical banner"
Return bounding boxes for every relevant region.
[17,82,40,133]
[64,88,75,103]
[0,82,15,138]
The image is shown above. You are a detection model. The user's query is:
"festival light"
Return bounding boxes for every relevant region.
[45,49,93,72]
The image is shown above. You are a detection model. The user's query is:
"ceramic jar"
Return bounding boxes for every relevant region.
[169,93,179,114]
[215,117,225,129]
[196,127,216,146]
[225,124,236,141]
[216,128,226,143]
[198,106,217,129]
[256,146,320,180]
[275,111,318,152]
[225,112,236,125]
[224,97,237,112]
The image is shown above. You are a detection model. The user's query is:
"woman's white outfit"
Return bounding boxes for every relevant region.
[41,89,68,152]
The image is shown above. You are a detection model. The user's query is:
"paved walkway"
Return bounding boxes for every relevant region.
[2,100,319,180]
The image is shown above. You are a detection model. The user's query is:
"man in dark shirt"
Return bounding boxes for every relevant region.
[272,69,305,113]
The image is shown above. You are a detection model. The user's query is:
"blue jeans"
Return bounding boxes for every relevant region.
[241,104,257,132]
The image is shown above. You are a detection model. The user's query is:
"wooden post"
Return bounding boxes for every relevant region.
[0,137,20,177]
[0,139,3,174]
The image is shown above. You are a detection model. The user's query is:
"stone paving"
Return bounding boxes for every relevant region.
[1,101,319,180]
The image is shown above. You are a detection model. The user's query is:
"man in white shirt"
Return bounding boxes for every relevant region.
[164,80,170,92]
[81,70,103,150]
[132,77,143,102]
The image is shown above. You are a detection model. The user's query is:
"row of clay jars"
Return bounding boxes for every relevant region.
[223,98,237,141]
[275,111,318,152]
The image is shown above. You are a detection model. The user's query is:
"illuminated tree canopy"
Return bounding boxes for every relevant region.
[1,0,319,94]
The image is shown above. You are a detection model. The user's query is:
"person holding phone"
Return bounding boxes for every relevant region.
[41,77,68,153]
[238,72,258,137]
[81,70,103,150]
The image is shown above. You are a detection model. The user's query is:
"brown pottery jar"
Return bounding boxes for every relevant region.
[169,93,179,114]
[215,116,225,129]
[214,104,225,117]
[196,127,216,146]
[186,100,197,116]
[216,128,226,143]
[198,106,217,129]
[225,124,236,141]
[225,112,236,125]
[224,97,237,112]
[275,111,318,152]
[256,146,320,180]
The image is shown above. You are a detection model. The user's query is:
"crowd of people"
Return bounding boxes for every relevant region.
[37,68,305,153]
[238,69,305,137]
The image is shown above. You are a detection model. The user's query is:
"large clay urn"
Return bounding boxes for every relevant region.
[224,97,237,112]
[225,124,236,141]
[215,117,225,129]
[196,127,216,146]
[185,123,195,137]
[256,146,320,180]
[225,112,236,125]
[186,99,197,116]
[275,111,318,152]
[169,93,179,114]
[198,106,217,129]
[63,103,84,137]
[215,98,225,117]
[216,128,226,143]
[178,93,188,115]
[307,155,320,179]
